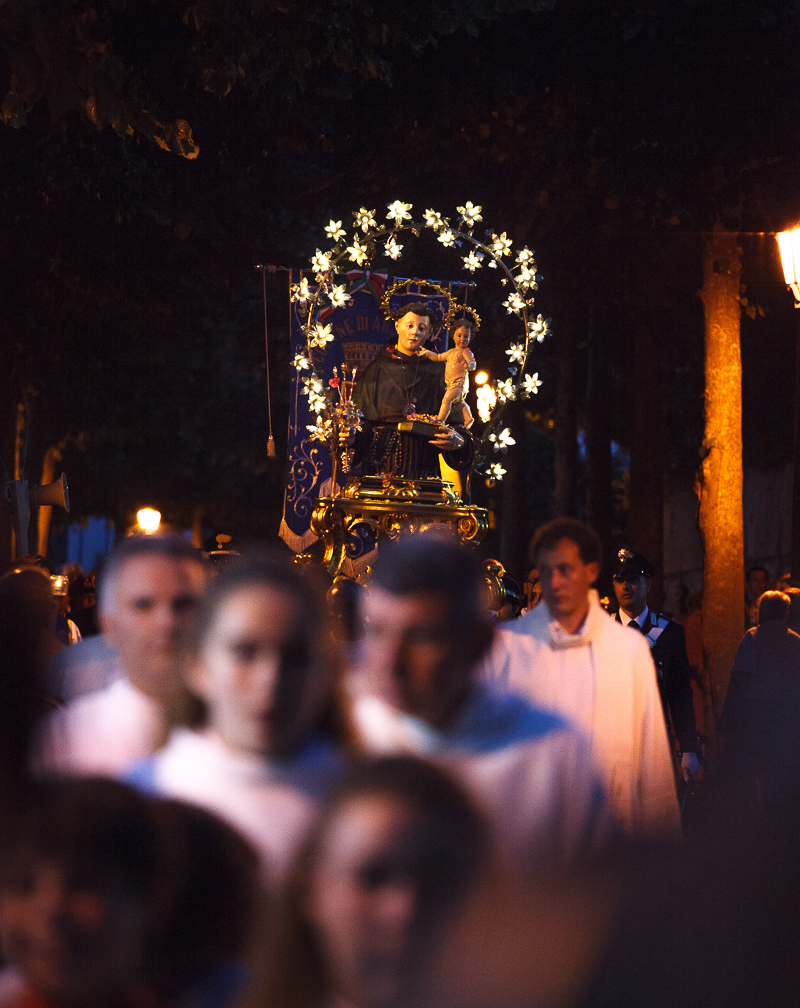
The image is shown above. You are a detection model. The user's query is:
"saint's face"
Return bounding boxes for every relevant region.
[394,313,431,355]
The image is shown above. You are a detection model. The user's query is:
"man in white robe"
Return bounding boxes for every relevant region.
[351,535,619,872]
[479,518,680,841]
[36,535,206,777]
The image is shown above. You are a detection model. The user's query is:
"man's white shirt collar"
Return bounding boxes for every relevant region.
[626,605,649,629]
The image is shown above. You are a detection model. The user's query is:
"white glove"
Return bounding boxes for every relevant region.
[681,752,700,781]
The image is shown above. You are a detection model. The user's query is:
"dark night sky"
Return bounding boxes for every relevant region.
[2,0,800,550]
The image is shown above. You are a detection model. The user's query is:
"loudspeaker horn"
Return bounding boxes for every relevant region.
[30,473,70,512]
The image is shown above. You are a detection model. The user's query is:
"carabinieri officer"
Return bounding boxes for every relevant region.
[613,548,700,782]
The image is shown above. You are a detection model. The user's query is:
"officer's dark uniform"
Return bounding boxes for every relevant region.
[613,549,699,759]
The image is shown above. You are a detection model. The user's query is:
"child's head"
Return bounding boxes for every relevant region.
[449,317,476,347]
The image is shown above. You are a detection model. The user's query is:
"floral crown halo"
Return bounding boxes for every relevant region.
[446,304,481,333]
[380,278,452,329]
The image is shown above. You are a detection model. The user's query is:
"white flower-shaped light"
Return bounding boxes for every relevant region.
[528,315,550,342]
[438,229,456,247]
[311,249,332,275]
[496,378,517,402]
[515,264,538,289]
[310,323,334,347]
[302,374,328,413]
[353,207,377,232]
[489,232,512,257]
[292,353,311,371]
[307,416,333,440]
[488,462,507,481]
[423,209,446,230]
[324,220,346,241]
[290,276,312,303]
[463,250,484,272]
[328,284,351,308]
[521,373,542,396]
[456,201,483,227]
[489,428,516,452]
[516,247,535,265]
[346,237,369,265]
[386,200,412,223]
[503,292,526,313]
[505,343,525,364]
[384,236,403,259]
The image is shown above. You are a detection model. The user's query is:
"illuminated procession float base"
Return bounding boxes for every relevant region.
[308,475,489,578]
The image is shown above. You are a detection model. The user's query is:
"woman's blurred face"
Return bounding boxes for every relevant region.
[0,858,145,1006]
[192,584,324,757]
[305,795,442,1008]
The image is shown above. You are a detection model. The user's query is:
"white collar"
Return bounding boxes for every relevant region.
[625,604,649,629]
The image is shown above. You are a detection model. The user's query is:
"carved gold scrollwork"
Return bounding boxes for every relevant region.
[310,476,488,575]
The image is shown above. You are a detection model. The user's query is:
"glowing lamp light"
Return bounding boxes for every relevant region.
[474,371,489,385]
[476,384,498,424]
[136,508,161,534]
[777,228,800,303]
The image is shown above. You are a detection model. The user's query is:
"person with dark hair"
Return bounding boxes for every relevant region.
[612,549,700,783]
[36,535,206,777]
[128,554,356,885]
[0,778,259,1008]
[0,569,64,678]
[745,565,769,629]
[0,777,160,1008]
[721,589,800,822]
[352,534,616,871]
[480,518,680,841]
[351,304,473,480]
[146,798,259,1007]
[255,755,490,1008]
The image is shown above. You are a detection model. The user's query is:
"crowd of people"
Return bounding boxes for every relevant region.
[2,521,800,1008]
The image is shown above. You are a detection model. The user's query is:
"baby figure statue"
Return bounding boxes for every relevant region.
[419,317,477,427]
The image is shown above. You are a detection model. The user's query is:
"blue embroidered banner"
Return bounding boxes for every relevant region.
[279,271,454,552]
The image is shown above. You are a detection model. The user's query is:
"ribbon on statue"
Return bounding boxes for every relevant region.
[279,271,452,552]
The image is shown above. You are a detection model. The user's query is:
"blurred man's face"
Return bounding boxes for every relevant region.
[536,539,599,633]
[747,569,768,597]
[100,555,205,700]
[361,588,483,728]
[394,313,431,355]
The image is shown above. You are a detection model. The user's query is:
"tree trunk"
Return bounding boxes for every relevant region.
[586,307,614,596]
[629,309,665,608]
[697,226,744,732]
[554,312,578,517]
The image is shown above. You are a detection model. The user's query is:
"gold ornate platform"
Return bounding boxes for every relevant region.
[309,475,489,577]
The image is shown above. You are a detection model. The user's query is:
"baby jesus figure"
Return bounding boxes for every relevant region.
[419,318,476,427]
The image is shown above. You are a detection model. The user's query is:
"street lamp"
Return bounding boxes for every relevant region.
[776,227,800,580]
[136,508,161,534]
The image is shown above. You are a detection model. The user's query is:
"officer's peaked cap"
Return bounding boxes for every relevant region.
[613,548,656,580]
